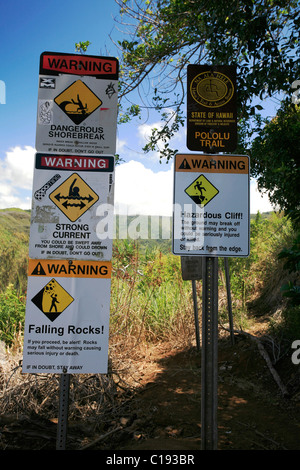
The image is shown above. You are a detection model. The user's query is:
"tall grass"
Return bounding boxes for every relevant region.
[0,284,25,347]
[110,241,196,345]
[0,210,30,294]
[0,210,298,350]
[219,212,299,335]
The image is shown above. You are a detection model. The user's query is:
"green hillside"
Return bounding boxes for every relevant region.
[0,209,30,293]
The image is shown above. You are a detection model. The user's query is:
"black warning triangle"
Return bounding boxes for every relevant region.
[179,158,191,170]
[31,262,46,275]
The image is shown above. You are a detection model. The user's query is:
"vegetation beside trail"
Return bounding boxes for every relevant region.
[0,208,299,450]
[0,208,298,352]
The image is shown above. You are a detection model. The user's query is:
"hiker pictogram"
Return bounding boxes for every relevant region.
[31,278,74,322]
[49,173,99,222]
[185,174,219,207]
[54,80,102,124]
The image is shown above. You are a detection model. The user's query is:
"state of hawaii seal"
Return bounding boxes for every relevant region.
[190,71,234,108]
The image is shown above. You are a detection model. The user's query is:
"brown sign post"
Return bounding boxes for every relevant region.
[187,65,237,153]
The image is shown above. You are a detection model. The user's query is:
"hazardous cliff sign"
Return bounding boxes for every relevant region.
[173,153,250,257]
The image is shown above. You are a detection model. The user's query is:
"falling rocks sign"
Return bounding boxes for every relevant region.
[22,259,112,374]
[187,65,237,152]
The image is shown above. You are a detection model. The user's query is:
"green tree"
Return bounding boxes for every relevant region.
[75,41,92,53]
[250,99,300,225]
[114,0,300,159]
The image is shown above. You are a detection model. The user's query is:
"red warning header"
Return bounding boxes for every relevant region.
[35,153,114,172]
[40,52,118,79]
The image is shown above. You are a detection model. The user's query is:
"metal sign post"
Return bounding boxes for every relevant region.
[201,256,218,450]
[56,371,70,450]
[224,258,235,345]
[181,256,202,350]
[191,280,201,351]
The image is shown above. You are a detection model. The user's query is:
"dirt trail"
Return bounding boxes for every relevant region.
[105,335,300,451]
[1,334,299,451]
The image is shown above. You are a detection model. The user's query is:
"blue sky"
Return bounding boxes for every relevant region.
[0,0,276,215]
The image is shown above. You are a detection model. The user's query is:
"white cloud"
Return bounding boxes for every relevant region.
[0,146,35,189]
[250,179,275,214]
[114,162,275,217]
[115,160,173,216]
[0,146,275,217]
[0,146,35,209]
[116,137,126,154]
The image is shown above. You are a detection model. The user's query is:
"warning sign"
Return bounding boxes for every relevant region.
[49,173,99,222]
[22,258,112,374]
[39,52,118,79]
[173,153,250,257]
[187,65,237,152]
[28,259,112,278]
[29,153,115,261]
[36,51,118,154]
[185,174,219,207]
[54,80,102,125]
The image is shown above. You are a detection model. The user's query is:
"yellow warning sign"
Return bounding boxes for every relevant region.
[185,174,219,207]
[31,278,74,322]
[49,173,99,222]
[28,259,112,279]
[176,154,249,174]
[54,80,102,125]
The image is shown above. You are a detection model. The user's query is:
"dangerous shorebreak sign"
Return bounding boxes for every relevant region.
[36,51,118,154]
[22,259,112,374]
[29,153,115,261]
[173,153,250,257]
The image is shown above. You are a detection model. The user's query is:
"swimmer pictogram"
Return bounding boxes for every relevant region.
[49,173,99,221]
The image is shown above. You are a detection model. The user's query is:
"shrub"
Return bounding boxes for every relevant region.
[0,284,26,347]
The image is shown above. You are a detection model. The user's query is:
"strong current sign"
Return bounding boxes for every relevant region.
[29,153,115,261]
[173,153,250,257]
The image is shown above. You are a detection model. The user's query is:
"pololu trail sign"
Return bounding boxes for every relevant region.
[173,153,250,257]
[187,65,237,152]
[36,52,118,154]
[22,259,112,374]
[29,153,115,261]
